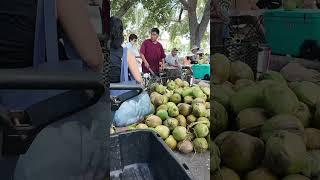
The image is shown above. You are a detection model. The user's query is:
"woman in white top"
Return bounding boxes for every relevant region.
[125,34,142,72]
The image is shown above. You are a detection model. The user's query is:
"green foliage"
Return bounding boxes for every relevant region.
[110,0,209,52]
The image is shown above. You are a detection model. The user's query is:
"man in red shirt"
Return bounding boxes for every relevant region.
[140,28,166,74]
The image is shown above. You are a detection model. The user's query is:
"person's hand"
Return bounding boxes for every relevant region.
[159,62,165,69]
[144,62,150,69]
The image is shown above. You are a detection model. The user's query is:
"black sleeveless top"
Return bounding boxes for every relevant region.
[110,47,123,83]
[0,0,38,68]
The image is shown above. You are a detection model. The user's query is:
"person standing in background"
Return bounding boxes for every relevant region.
[190,45,200,64]
[140,28,166,75]
[165,48,180,67]
[125,34,142,72]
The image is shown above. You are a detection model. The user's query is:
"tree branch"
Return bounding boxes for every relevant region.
[115,0,139,18]
[178,7,184,22]
[198,0,211,37]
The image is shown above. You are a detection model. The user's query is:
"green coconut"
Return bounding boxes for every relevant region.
[193,138,208,153]
[155,125,170,139]
[197,117,210,128]
[229,61,255,83]
[194,123,209,138]
[211,167,241,180]
[292,102,311,127]
[156,104,168,112]
[213,131,234,149]
[192,103,207,117]
[155,84,166,95]
[153,95,166,107]
[245,167,279,180]
[236,108,268,136]
[167,80,176,90]
[174,78,184,87]
[136,123,148,129]
[192,98,206,106]
[163,118,179,131]
[264,131,307,176]
[230,85,263,113]
[181,88,193,98]
[172,126,187,141]
[220,132,265,173]
[289,81,320,109]
[156,109,169,121]
[315,102,320,129]
[211,101,229,136]
[165,135,177,150]
[178,103,193,117]
[184,96,193,104]
[210,142,221,173]
[212,53,231,84]
[168,105,179,117]
[302,150,320,178]
[187,114,197,124]
[170,93,182,104]
[263,85,300,115]
[259,70,287,84]
[174,88,183,95]
[145,115,162,128]
[234,79,256,92]
[212,85,232,108]
[282,174,310,180]
[260,114,304,142]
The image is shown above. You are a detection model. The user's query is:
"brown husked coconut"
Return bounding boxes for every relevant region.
[304,128,320,150]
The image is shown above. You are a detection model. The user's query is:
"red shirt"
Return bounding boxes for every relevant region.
[140,39,166,73]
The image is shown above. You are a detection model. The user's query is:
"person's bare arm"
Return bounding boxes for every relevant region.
[139,42,150,69]
[57,0,103,72]
[127,51,143,83]
[140,53,150,69]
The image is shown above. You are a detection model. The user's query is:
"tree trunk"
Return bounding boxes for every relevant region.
[115,0,139,18]
[180,0,211,49]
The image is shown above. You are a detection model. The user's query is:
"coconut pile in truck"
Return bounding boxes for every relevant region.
[210,50,320,179]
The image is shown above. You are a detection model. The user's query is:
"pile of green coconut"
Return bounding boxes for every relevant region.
[210,53,320,180]
[122,78,211,154]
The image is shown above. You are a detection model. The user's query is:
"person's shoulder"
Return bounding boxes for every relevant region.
[141,39,149,46]
[142,39,151,43]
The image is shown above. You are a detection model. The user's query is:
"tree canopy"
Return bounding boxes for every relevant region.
[111,0,210,54]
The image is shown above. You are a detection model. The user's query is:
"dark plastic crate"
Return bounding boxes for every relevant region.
[110,130,193,180]
[224,40,259,75]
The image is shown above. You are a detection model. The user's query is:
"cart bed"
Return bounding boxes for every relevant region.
[110,130,193,180]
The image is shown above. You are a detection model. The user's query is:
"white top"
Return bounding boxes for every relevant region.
[124,42,142,72]
[124,42,140,57]
[165,54,179,66]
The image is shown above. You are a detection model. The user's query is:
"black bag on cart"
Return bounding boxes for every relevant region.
[0,0,110,179]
